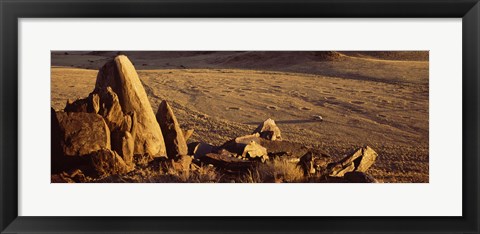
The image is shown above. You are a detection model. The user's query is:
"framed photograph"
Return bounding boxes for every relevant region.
[1,0,479,233]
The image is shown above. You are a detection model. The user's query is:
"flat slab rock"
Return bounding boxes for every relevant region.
[202,151,255,172]
[222,134,330,159]
[55,111,111,157]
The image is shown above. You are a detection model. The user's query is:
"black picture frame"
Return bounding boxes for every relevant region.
[1,0,479,233]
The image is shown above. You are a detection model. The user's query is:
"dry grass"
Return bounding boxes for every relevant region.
[242,159,305,183]
[86,162,220,183]
[84,159,310,183]
[150,165,220,183]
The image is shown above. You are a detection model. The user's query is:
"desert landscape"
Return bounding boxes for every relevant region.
[51,51,429,183]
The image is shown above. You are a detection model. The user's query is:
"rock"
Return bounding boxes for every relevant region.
[64,88,137,163]
[344,171,377,183]
[56,111,111,157]
[252,118,282,140]
[156,100,188,158]
[51,107,63,173]
[64,93,100,114]
[353,146,378,172]
[202,151,255,172]
[327,146,378,177]
[188,142,215,159]
[298,152,316,175]
[328,163,355,177]
[64,99,84,112]
[91,94,101,113]
[90,148,133,176]
[95,86,127,132]
[313,157,329,172]
[111,131,134,166]
[242,141,268,161]
[51,174,75,183]
[233,133,261,144]
[221,137,268,161]
[183,129,194,142]
[52,169,87,183]
[169,155,193,172]
[312,115,323,121]
[68,169,87,182]
[190,163,200,171]
[320,176,350,183]
[221,134,260,152]
[95,55,166,156]
[223,134,330,160]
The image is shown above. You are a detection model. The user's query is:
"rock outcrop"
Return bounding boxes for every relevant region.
[56,112,111,157]
[95,55,166,156]
[327,146,378,177]
[253,118,282,141]
[156,100,188,158]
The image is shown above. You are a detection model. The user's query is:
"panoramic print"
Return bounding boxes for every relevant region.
[51,51,429,183]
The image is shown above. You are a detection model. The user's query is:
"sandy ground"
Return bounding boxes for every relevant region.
[51,52,429,182]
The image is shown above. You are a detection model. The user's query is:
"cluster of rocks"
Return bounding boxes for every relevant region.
[51,55,379,183]
[52,55,174,180]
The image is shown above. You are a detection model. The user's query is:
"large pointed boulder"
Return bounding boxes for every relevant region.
[156,100,188,158]
[95,55,166,156]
